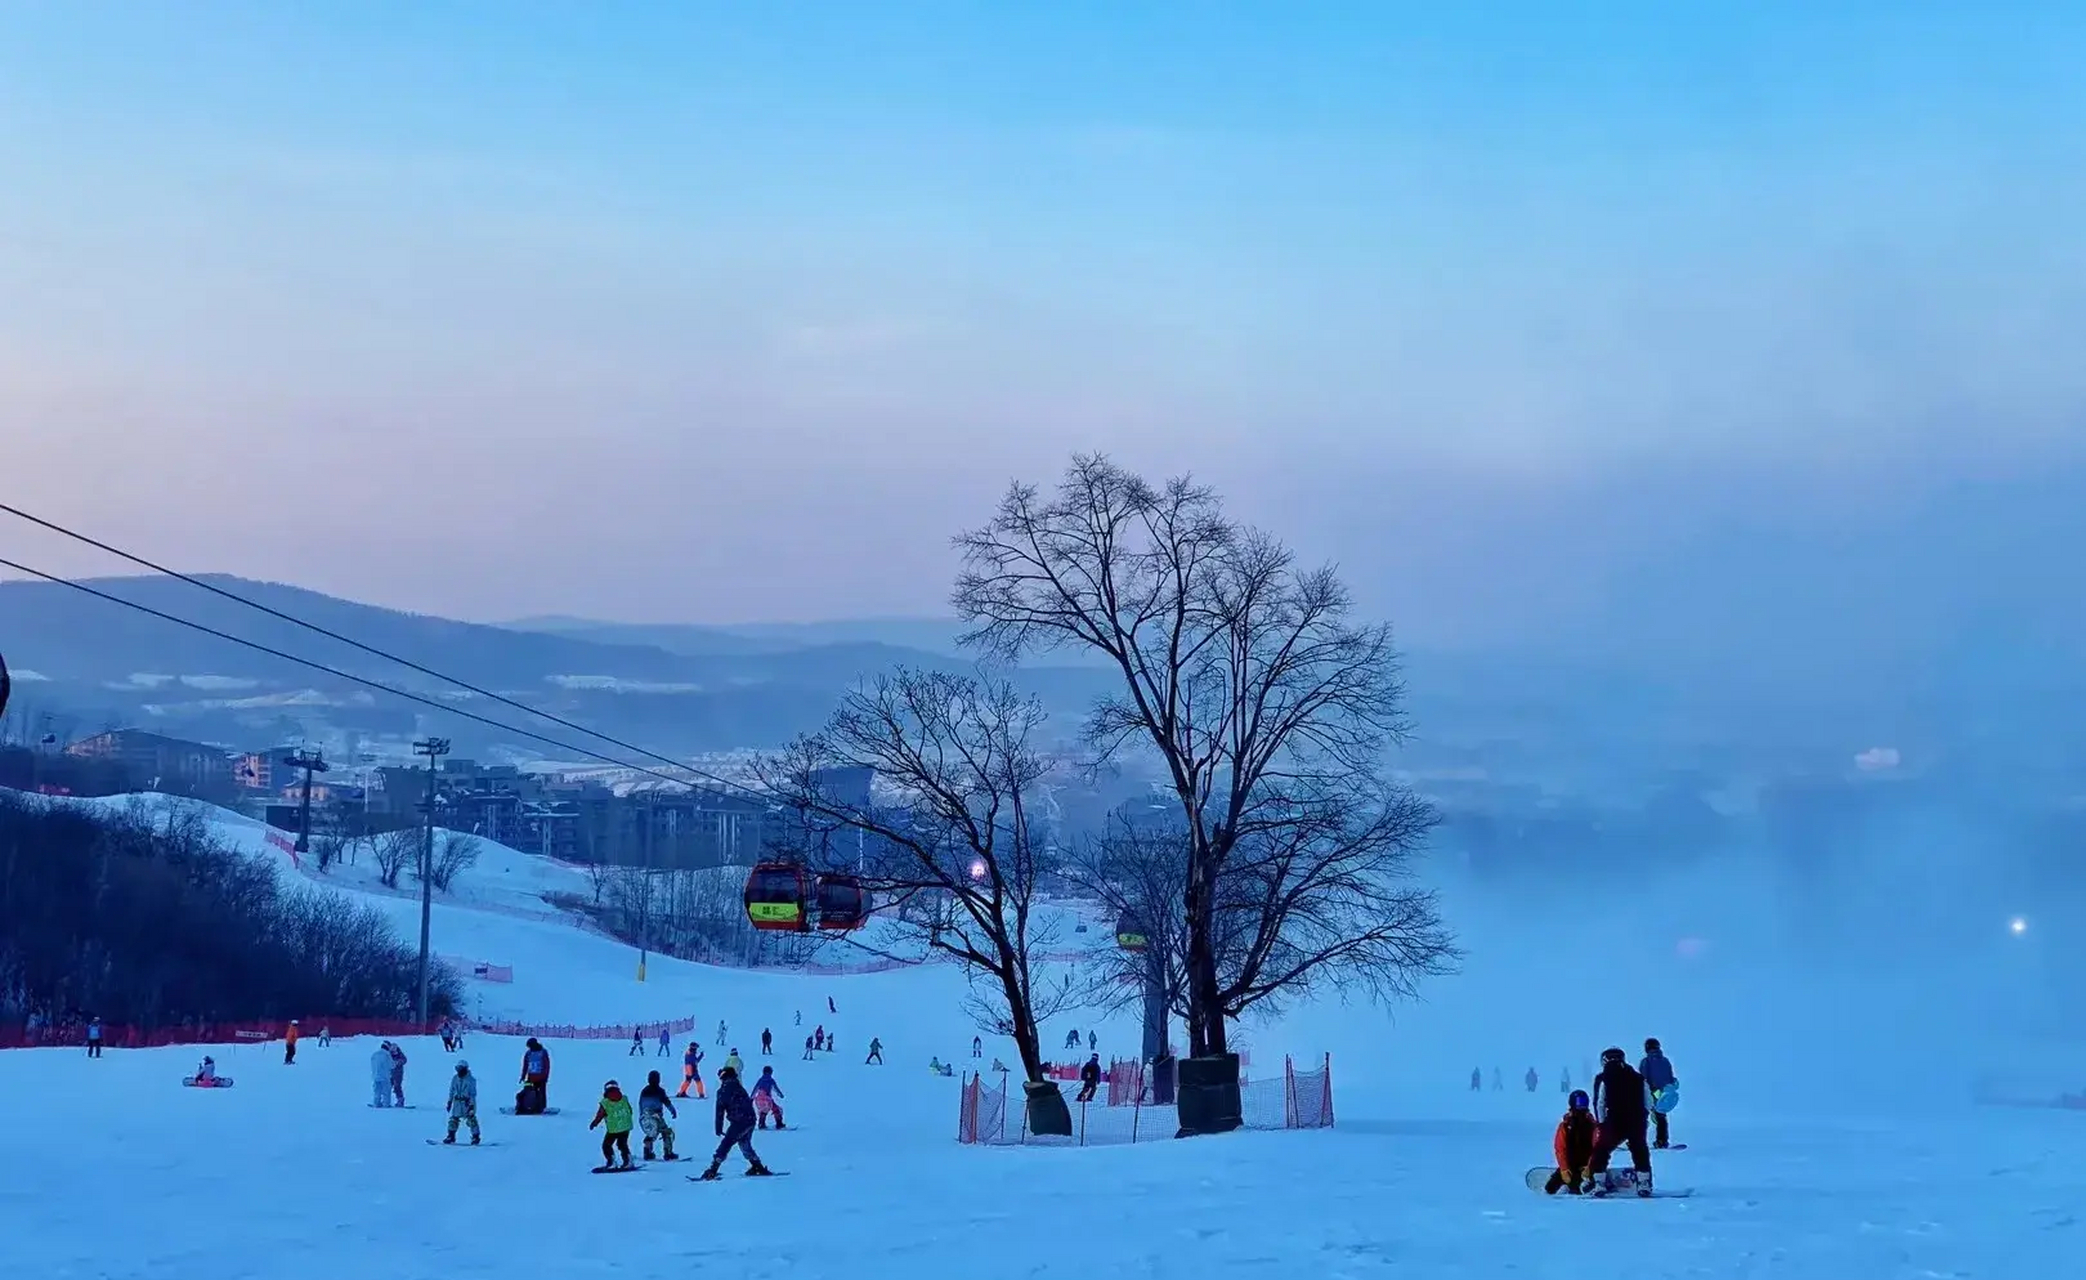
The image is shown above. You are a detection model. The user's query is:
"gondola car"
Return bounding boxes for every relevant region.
[814,873,869,931]
[1115,913,1149,952]
[743,862,812,932]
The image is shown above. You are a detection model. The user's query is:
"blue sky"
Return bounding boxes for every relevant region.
[2,2,2081,641]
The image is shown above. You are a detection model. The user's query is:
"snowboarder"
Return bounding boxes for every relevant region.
[724,1047,744,1078]
[760,1028,773,1056]
[865,1037,883,1065]
[1640,1037,1678,1149]
[972,1036,982,1059]
[826,995,835,1014]
[794,1010,802,1026]
[802,1035,815,1060]
[638,1069,678,1161]
[629,1028,644,1056]
[442,1060,481,1144]
[678,1042,706,1100]
[284,1020,300,1065]
[518,1038,552,1113]
[1076,1054,1102,1103]
[1589,1047,1654,1196]
[1087,1030,1097,1052]
[1470,1066,1482,1091]
[370,1042,397,1107]
[814,1025,825,1052]
[751,1065,786,1129]
[716,1019,727,1047]
[387,1040,408,1107]
[658,1027,670,1057]
[439,1019,455,1052]
[1065,1029,1080,1051]
[1525,1066,1539,1093]
[589,1079,636,1170]
[698,1065,772,1179]
[194,1055,219,1084]
[85,1018,103,1059]
[1541,1089,1599,1195]
[318,1024,331,1048]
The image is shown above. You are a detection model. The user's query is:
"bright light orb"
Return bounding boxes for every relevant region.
[2009,917,2028,936]
[969,859,987,880]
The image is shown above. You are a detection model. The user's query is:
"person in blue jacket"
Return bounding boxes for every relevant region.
[1640,1038,1678,1149]
[699,1065,774,1180]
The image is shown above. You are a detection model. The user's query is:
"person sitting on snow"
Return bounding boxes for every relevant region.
[1542,1090,1598,1195]
[195,1056,218,1084]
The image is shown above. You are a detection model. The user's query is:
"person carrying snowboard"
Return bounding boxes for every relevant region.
[698,1065,772,1180]
[518,1038,552,1113]
[751,1065,786,1129]
[638,1069,678,1161]
[443,1060,481,1144]
[677,1042,706,1099]
[1542,1089,1599,1194]
[1640,1037,1678,1149]
[589,1079,636,1170]
[370,1042,397,1107]
[1589,1046,1654,1196]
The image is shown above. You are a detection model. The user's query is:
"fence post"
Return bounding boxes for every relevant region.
[1077,1099,1086,1146]
[1131,1061,1143,1143]
[1323,1053,1334,1127]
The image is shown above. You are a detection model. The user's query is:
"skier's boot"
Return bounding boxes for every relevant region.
[1637,1171,1653,1199]
[442,1131,456,1145]
[470,1133,480,1146]
[746,1161,774,1177]
[642,1142,656,1161]
[699,1163,721,1181]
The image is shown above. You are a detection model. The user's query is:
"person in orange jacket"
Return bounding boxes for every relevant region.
[284,1020,301,1065]
[1543,1090,1598,1195]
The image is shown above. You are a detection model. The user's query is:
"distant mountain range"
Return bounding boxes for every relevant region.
[0,575,1111,759]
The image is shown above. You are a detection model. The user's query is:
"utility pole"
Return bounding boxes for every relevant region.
[282,748,329,853]
[637,790,653,982]
[412,736,451,1026]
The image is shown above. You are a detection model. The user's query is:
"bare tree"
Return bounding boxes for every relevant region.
[419,832,480,893]
[309,830,346,875]
[954,454,1456,1058]
[754,668,1074,1086]
[371,828,418,890]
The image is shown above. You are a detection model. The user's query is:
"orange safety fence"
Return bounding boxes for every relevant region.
[1,1015,434,1051]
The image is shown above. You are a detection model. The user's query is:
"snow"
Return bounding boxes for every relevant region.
[5,791,2085,1278]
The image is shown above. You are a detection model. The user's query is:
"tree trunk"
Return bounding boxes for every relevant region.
[1182,848,1228,1057]
[999,964,1047,1083]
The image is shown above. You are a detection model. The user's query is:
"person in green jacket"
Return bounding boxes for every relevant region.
[589,1079,635,1169]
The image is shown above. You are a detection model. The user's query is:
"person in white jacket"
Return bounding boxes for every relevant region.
[370,1043,397,1107]
[443,1060,481,1144]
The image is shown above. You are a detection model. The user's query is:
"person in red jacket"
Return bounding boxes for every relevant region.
[1543,1090,1598,1194]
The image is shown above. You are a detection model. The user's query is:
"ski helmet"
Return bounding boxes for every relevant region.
[456,1060,469,1072]
[1644,1037,1661,1052]
[1602,1046,1626,1063]
[1569,1089,1590,1109]
[647,1070,661,1086]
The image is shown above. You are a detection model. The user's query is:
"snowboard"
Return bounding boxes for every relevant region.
[592,1163,645,1174]
[687,1171,790,1182]
[1652,1083,1680,1114]
[181,1077,235,1088]
[368,1104,417,1109]
[497,1107,562,1115]
[1523,1166,1692,1198]
[426,1139,499,1147]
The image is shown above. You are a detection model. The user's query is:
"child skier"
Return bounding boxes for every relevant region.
[760,1028,773,1056]
[698,1065,772,1179]
[751,1065,786,1129]
[724,1047,744,1077]
[590,1079,636,1169]
[443,1060,481,1144]
[387,1041,408,1107]
[638,1070,678,1161]
[369,1042,396,1107]
[678,1042,706,1099]
[1542,1090,1598,1194]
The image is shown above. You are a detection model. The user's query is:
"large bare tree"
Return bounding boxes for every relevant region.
[754,667,1074,1086]
[955,454,1455,1058]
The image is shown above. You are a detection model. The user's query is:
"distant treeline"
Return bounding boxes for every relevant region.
[0,792,460,1029]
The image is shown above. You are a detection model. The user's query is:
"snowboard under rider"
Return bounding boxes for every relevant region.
[699,1065,773,1180]
[638,1070,678,1161]
[1640,1038,1678,1149]
[751,1065,786,1129]
[1588,1046,1654,1196]
[1543,1090,1598,1194]
[590,1079,635,1169]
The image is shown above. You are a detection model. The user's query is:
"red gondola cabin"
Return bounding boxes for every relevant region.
[814,874,869,931]
[743,863,812,932]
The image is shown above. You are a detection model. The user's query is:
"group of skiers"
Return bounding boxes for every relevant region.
[586,1062,781,1178]
[1543,1038,1680,1198]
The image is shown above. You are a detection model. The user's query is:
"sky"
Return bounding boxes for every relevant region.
[3,1,2083,652]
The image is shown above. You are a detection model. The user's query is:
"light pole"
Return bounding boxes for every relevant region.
[412,736,451,1026]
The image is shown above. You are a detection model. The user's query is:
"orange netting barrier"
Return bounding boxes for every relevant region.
[1,1015,432,1051]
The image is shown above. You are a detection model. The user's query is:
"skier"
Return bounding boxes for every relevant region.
[589,1079,636,1170]
[1541,1089,1599,1195]
[439,1019,455,1052]
[802,1035,815,1061]
[1640,1038,1678,1149]
[284,1020,300,1065]
[369,1042,397,1107]
[794,1009,802,1026]
[1525,1066,1539,1093]
[724,1047,744,1078]
[814,1025,825,1052]
[677,1042,706,1100]
[716,1019,727,1047]
[698,1064,772,1179]
[1470,1066,1482,1091]
[518,1038,552,1113]
[827,995,835,1014]
[826,1033,837,1057]
[865,1037,883,1065]
[760,1028,773,1056]
[318,1024,331,1048]
[387,1040,408,1107]
[629,1028,644,1056]
[638,1069,678,1162]
[442,1060,481,1145]
[658,1027,670,1057]
[1076,1054,1102,1103]
[1588,1046,1654,1196]
[85,1018,103,1059]
[972,1036,982,1059]
[751,1065,786,1129]
[1087,1030,1097,1052]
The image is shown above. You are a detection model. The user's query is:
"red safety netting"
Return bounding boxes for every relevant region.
[1,1015,432,1051]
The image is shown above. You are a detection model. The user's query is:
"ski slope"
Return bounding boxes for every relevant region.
[5,792,2084,1278]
